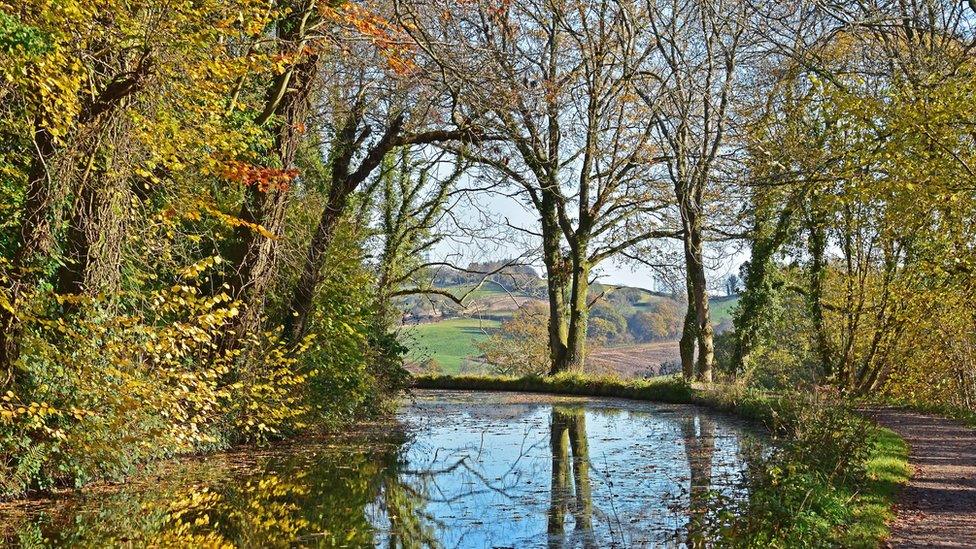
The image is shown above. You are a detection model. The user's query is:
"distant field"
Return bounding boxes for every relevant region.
[439,282,511,301]
[710,296,739,325]
[588,340,681,378]
[628,292,738,324]
[405,317,500,373]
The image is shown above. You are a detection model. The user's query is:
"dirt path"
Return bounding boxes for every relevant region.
[869,409,976,548]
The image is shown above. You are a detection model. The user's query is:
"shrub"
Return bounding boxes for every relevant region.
[476,302,550,376]
[716,391,880,547]
[0,247,404,497]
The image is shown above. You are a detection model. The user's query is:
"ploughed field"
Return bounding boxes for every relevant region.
[1,390,763,547]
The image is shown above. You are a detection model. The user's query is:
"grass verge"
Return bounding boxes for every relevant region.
[842,427,911,545]
[412,373,910,547]
[413,372,693,402]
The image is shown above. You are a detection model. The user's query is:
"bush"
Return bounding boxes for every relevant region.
[476,302,550,376]
[713,391,888,547]
[2,286,236,495]
[0,246,404,497]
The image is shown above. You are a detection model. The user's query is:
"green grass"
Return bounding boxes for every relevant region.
[407,318,500,373]
[439,283,510,301]
[709,295,739,325]
[839,427,911,546]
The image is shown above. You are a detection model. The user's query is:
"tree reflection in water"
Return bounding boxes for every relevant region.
[6,431,433,548]
[4,392,756,548]
[681,415,717,547]
[548,407,597,549]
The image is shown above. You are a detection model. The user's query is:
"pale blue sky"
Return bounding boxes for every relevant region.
[434,178,747,293]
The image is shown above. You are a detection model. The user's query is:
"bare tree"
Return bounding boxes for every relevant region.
[397,0,676,374]
[368,148,515,314]
[281,18,491,343]
[639,0,750,382]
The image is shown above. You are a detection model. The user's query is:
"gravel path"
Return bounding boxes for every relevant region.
[869,409,976,548]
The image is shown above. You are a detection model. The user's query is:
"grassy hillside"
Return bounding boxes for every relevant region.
[438,282,511,301]
[710,295,739,326]
[406,318,501,373]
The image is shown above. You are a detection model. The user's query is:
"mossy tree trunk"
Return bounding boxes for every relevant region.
[221,3,319,349]
[680,278,698,381]
[732,189,803,375]
[222,55,316,348]
[1,53,152,381]
[565,257,590,373]
[678,180,713,382]
[806,199,833,379]
[542,212,571,375]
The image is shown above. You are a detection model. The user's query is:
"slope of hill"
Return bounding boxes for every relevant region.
[405,317,500,372]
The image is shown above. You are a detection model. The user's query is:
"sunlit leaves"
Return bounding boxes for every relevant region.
[221,160,299,193]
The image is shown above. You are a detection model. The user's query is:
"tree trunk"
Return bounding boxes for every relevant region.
[222,179,291,345]
[680,189,713,382]
[0,124,58,383]
[1,53,153,380]
[545,268,570,375]
[689,260,714,384]
[281,104,361,344]
[283,195,346,342]
[679,278,697,381]
[565,257,590,372]
[731,193,801,374]
[807,207,832,378]
[222,53,317,349]
[57,180,96,297]
[56,124,128,299]
[282,108,420,343]
[542,205,570,375]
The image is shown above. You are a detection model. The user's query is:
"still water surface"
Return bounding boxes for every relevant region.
[4,390,761,548]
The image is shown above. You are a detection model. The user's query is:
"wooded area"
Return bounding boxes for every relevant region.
[1,0,974,500]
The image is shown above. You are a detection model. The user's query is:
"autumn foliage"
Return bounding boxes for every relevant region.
[221,160,299,192]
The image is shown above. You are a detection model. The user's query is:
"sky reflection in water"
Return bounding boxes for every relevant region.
[5,390,759,548]
[385,391,754,548]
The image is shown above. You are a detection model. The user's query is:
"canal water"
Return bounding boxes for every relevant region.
[2,390,762,548]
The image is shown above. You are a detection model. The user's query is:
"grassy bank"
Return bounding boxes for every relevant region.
[412,373,910,547]
[846,427,911,544]
[414,372,693,402]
